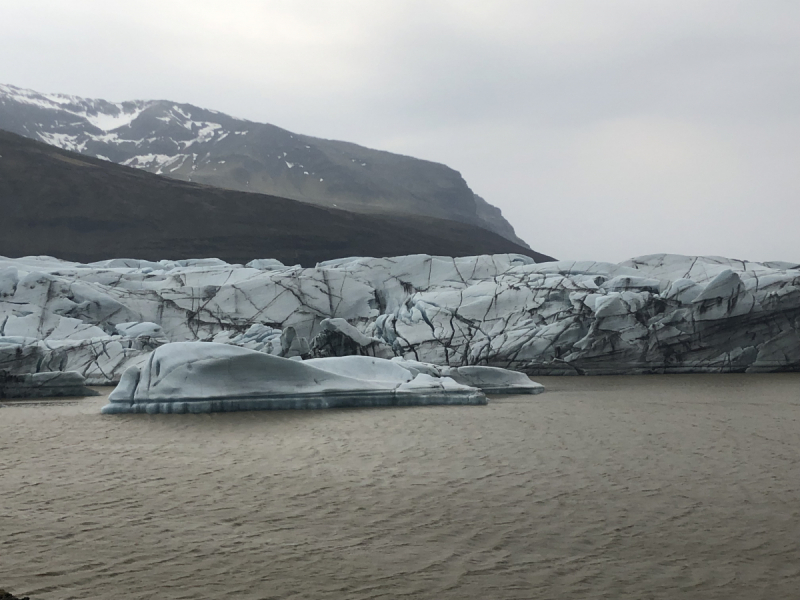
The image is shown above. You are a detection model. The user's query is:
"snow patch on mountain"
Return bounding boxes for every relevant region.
[83,106,148,132]
[1,84,153,133]
[37,131,87,153]
[122,153,190,173]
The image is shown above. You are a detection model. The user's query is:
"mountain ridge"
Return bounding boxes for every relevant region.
[0,83,528,247]
[0,129,553,266]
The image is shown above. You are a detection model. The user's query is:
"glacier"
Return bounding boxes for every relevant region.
[0,370,98,400]
[1,253,799,396]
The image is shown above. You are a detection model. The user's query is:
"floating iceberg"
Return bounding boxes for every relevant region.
[101,342,488,414]
[304,355,544,394]
[439,366,545,394]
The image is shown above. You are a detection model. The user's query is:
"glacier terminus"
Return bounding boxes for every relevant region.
[1,252,798,407]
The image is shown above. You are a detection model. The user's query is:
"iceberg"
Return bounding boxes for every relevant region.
[439,366,545,394]
[101,342,488,414]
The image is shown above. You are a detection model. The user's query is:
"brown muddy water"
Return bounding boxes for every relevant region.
[1,374,799,600]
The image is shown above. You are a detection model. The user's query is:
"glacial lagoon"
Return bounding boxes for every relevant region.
[2,373,798,600]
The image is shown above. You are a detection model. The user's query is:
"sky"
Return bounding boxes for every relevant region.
[2,0,799,263]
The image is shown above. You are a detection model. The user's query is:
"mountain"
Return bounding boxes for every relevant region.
[0,83,528,247]
[0,129,553,266]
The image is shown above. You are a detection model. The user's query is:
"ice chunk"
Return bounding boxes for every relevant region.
[102,342,486,414]
[440,366,544,394]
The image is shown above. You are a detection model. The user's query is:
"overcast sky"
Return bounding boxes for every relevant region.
[3,0,799,262]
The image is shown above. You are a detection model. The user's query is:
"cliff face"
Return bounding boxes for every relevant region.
[0,83,529,247]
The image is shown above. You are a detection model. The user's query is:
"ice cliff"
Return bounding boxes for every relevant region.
[1,253,799,385]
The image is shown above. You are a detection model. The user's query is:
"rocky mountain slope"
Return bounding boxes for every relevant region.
[0,130,550,265]
[0,83,528,246]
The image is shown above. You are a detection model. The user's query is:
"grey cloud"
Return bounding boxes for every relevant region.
[1,0,798,262]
